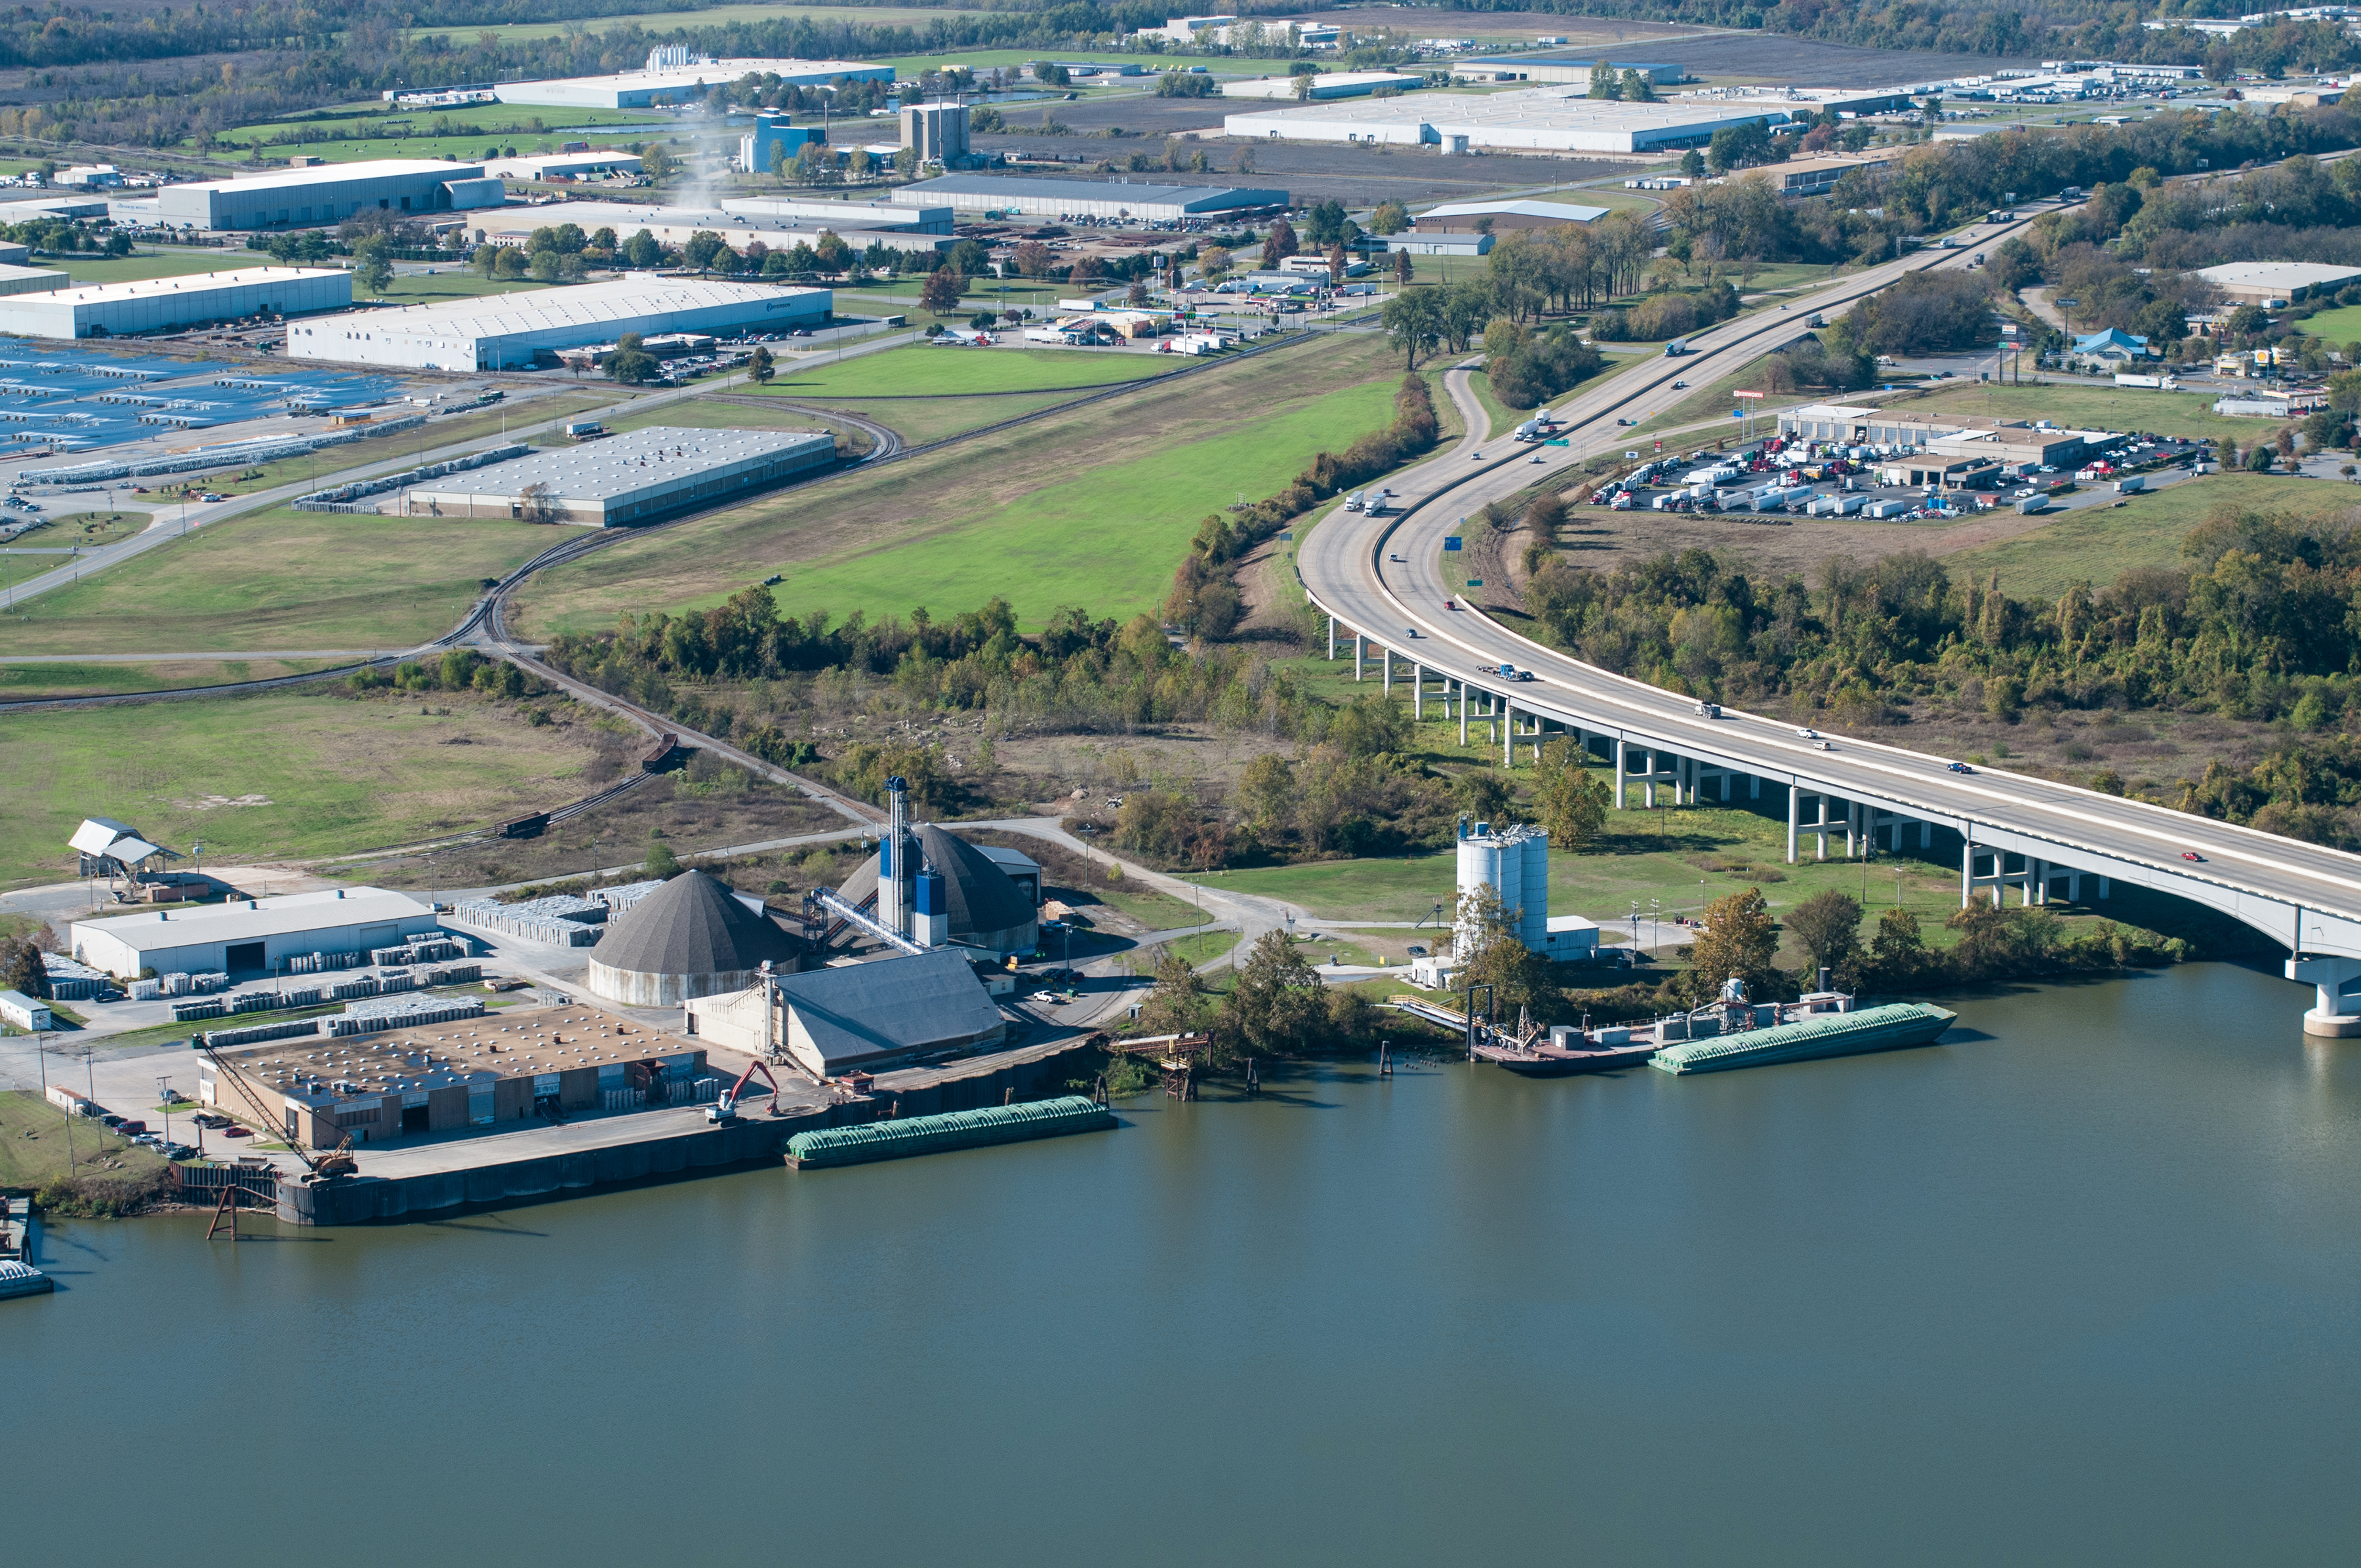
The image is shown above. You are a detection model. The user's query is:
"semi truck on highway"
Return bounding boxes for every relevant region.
[1664,338,1689,356]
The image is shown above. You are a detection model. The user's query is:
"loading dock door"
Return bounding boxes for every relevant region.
[401,1105,429,1135]
[226,940,266,972]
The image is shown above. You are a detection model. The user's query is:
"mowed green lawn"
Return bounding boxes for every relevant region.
[0,512,556,657]
[759,344,1176,398]
[2297,302,2361,346]
[36,250,264,286]
[465,3,962,41]
[0,692,602,888]
[762,376,1396,626]
[1946,472,2351,600]
[0,656,342,701]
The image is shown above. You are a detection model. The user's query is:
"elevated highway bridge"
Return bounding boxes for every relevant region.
[1299,214,2361,1034]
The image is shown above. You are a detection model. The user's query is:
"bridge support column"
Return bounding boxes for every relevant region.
[1787,782,1798,863]
[1412,662,1423,719]
[1616,738,1628,810]
[1327,614,1336,660]
[1502,700,1514,767]
[1354,635,1364,681]
[1382,646,1392,694]
[2288,954,2361,1036]
[1847,800,1859,858]
[2097,875,2110,898]
[1750,773,1760,801]
[1962,840,2009,909]
[1459,683,1469,747]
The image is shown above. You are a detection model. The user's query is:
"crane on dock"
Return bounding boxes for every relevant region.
[706,1059,787,1123]
[197,1043,357,1180]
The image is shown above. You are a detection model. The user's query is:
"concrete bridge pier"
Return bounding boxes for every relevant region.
[1354,634,1365,681]
[1412,662,1423,719]
[1459,681,1469,746]
[2289,954,2361,1036]
[1789,790,1842,862]
[1502,699,1515,765]
[1327,614,1337,659]
[1382,645,1393,694]
[1615,737,1628,809]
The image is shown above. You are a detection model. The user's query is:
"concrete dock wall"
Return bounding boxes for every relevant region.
[277,1035,1100,1224]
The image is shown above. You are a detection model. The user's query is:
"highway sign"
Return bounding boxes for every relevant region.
[1443,536,1462,551]
[1466,578,1483,588]
[1544,437,1569,446]
[1733,390,1766,399]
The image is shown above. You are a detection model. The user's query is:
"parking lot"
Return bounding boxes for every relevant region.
[1582,428,2213,524]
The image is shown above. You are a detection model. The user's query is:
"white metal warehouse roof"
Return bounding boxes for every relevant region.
[72,886,437,951]
[343,277,829,342]
[415,425,832,504]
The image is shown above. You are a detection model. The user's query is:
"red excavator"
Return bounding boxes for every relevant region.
[705,1060,786,1124]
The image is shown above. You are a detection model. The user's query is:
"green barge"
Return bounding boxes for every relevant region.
[1649,1002,1958,1075]
[785,1095,1117,1170]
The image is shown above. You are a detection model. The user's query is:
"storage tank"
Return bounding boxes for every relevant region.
[1454,821,1550,958]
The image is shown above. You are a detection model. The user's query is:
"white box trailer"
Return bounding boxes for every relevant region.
[2113,372,2179,390]
[2114,475,2145,494]
[1862,498,1912,518]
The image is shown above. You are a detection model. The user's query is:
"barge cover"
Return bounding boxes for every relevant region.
[1649,1002,1957,1075]
[786,1095,1115,1170]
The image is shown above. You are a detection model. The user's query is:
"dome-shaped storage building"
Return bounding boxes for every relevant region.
[836,824,1039,959]
[588,870,802,1007]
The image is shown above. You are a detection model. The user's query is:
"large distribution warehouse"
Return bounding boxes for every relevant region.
[285,277,831,371]
[71,887,445,980]
[0,265,349,339]
[891,174,1289,222]
[496,55,892,110]
[466,201,952,264]
[155,159,505,230]
[1224,87,1807,153]
[403,425,838,526]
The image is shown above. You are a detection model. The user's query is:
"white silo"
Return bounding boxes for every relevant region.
[1453,820,1550,959]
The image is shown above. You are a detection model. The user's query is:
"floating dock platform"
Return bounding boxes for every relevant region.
[1649,1002,1957,1075]
[785,1095,1116,1170]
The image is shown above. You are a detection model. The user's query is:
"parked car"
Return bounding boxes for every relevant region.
[115,1119,146,1136]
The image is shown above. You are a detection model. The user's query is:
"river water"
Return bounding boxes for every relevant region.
[12,961,2361,1566]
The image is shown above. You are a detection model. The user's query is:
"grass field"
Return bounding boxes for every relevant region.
[1182,793,2164,967]
[596,388,1033,452]
[376,271,558,306]
[759,344,1176,398]
[35,250,260,287]
[0,510,557,656]
[1625,355,1813,443]
[464,3,968,40]
[1946,472,2352,599]
[1908,380,2269,444]
[0,656,344,701]
[2295,303,2361,346]
[0,1090,166,1190]
[0,690,607,888]
[515,332,1404,635]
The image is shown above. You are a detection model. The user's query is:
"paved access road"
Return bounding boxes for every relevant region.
[1297,218,2361,962]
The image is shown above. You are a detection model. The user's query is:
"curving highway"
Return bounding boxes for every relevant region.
[1298,218,2361,1026]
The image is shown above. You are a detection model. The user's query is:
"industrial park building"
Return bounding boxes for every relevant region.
[403,425,837,526]
[1413,197,1606,232]
[484,148,644,181]
[0,265,348,339]
[1222,70,1425,100]
[154,159,504,230]
[284,277,832,371]
[71,887,444,980]
[900,102,972,165]
[494,56,892,110]
[721,195,953,233]
[2194,261,2361,305]
[197,1003,704,1147]
[1223,86,1894,153]
[466,201,952,263]
[682,948,1007,1078]
[891,174,1289,222]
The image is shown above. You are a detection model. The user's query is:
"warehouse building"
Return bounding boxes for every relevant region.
[467,201,951,264]
[1769,152,1895,197]
[0,264,66,298]
[588,870,807,1006]
[2194,261,2361,306]
[198,1003,703,1146]
[721,195,954,233]
[496,54,892,110]
[71,886,444,980]
[1413,197,1607,232]
[682,948,1006,1079]
[1223,70,1425,100]
[403,425,837,526]
[1224,87,1811,153]
[891,173,1289,222]
[285,277,832,371]
[485,148,644,181]
[0,266,349,340]
[155,159,503,230]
